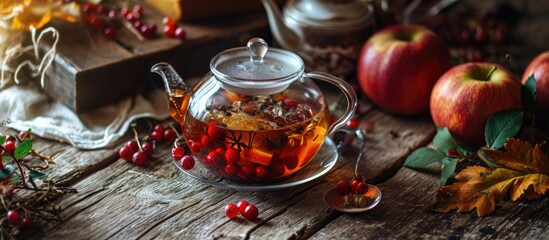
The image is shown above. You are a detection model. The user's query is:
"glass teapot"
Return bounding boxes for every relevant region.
[151,38,357,183]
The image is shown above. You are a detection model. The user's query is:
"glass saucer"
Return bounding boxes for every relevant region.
[171,137,338,191]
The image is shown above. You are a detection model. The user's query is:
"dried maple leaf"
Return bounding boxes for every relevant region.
[431,138,549,217]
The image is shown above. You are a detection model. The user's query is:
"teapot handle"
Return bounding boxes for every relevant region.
[303,72,358,135]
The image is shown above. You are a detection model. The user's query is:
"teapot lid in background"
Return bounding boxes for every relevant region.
[210,38,304,95]
[284,0,373,29]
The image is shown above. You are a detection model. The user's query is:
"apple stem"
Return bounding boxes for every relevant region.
[485,66,498,80]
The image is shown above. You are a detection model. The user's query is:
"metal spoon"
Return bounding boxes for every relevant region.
[324,128,382,213]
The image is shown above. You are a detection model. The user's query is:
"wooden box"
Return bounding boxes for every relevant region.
[145,0,286,21]
[41,6,271,113]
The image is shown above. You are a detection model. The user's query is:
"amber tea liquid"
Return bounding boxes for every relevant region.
[183,101,329,183]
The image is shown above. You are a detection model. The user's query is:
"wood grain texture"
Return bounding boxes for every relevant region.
[26,107,435,239]
[309,162,549,240]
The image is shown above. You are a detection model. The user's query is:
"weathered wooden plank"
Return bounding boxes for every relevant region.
[2,130,119,187]
[28,106,434,239]
[309,159,549,239]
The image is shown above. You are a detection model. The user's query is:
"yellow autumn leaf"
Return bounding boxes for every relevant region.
[485,138,549,175]
[431,138,549,217]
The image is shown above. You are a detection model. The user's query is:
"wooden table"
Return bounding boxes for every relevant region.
[19,90,549,239]
[9,1,549,238]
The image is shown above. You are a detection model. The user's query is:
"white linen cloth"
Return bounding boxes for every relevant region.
[0,85,169,149]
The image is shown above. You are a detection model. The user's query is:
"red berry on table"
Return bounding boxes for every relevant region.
[119,146,134,161]
[172,146,185,160]
[162,17,176,27]
[346,118,359,129]
[356,182,369,194]
[140,24,157,38]
[133,20,144,30]
[224,148,240,163]
[107,9,117,18]
[4,141,15,153]
[181,156,195,170]
[337,180,352,195]
[242,205,258,221]
[21,217,32,228]
[132,152,148,166]
[141,142,154,155]
[19,131,30,140]
[153,124,164,133]
[133,4,144,15]
[150,130,163,142]
[237,200,249,214]
[125,12,139,22]
[103,27,116,38]
[81,3,97,13]
[88,15,103,30]
[163,129,176,142]
[126,140,139,152]
[224,203,239,219]
[163,24,176,37]
[4,135,15,142]
[175,27,187,40]
[6,209,20,224]
[120,7,132,17]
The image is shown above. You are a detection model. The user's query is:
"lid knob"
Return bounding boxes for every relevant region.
[247,38,268,63]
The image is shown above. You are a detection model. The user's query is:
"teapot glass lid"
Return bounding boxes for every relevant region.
[210,38,304,95]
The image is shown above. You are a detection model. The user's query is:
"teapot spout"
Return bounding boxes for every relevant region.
[150,62,191,124]
[260,0,301,51]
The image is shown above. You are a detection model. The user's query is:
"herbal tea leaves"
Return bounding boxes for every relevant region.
[432,138,549,217]
[485,110,523,150]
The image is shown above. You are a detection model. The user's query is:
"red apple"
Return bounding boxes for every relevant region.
[357,24,451,115]
[521,51,549,120]
[430,62,522,148]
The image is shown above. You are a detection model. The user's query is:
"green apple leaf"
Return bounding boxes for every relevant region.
[433,127,457,152]
[485,110,524,149]
[404,147,446,168]
[0,165,15,179]
[2,156,11,162]
[0,135,5,145]
[522,74,536,114]
[14,139,32,159]
[28,170,48,179]
[440,157,458,186]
